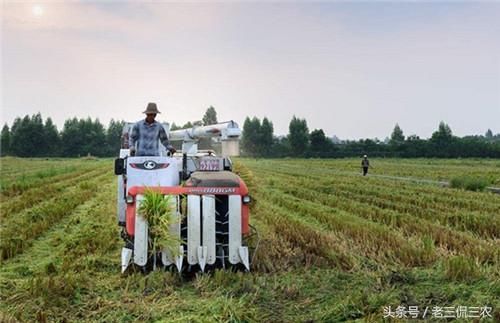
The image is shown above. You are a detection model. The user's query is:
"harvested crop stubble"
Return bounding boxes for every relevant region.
[0,161,108,198]
[1,157,499,322]
[270,172,499,239]
[0,172,113,260]
[1,166,111,218]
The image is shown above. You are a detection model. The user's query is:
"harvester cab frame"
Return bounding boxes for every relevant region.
[115,121,254,274]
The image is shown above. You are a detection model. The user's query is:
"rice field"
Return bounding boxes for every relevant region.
[0,157,498,322]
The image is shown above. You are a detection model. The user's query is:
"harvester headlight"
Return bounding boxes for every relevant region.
[126,195,134,204]
[242,195,251,204]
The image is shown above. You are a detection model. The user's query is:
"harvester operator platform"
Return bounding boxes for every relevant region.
[129,102,176,157]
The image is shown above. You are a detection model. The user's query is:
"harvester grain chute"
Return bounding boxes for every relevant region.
[115,121,256,273]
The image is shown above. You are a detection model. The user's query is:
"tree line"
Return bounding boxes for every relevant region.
[241,116,500,158]
[1,108,499,158]
[1,113,125,157]
[0,107,219,157]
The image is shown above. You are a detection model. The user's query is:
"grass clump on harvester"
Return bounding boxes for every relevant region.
[137,189,182,256]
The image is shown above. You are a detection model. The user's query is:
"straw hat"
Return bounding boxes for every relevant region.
[143,102,161,114]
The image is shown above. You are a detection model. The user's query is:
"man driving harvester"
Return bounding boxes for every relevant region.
[129,102,176,156]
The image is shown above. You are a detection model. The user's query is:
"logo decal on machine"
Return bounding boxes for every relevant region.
[144,161,157,169]
[187,187,236,194]
[130,161,169,170]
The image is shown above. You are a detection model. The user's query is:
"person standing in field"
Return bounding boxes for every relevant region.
[361,155,370,176]
[129,102,176,156]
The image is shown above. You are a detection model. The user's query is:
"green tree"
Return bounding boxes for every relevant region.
[431,121,453,144]
[485,129,493,140]
[85,118,106,156]
[242,117,261,156]
[1,124,11,156]
[11,115,30,157]
[32,113,47,155]
[272,136,291,157]
[60,118,106,157]
[9,118,21,156]
[10,114,45,157]
[181,121,193,129]
[390,123,405,144]
[106,119,125,156]
[430,121,454,157]
[260,117,274,156]
[202,106,218,126]
[44,117,60,156]
[61,118,82,157]
[310,129,330,156]
[170,122,180,131]
[288,116,309,156]
[79,118,94,155]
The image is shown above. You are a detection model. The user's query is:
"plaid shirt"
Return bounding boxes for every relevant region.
[129,119,172,156]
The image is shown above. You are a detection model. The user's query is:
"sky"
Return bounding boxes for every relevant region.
[1,0,499,139]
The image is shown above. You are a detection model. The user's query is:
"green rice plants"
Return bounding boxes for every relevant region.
[137,189,182,257]
[420,235,436,263]
[233,160,258,210]
[28,270,86,300]
[256,197,357,270]
[247,217,300,273]
[261,187,424,266]
[444,255,480,282]
[450,175,489,191]
[233,160,256,192]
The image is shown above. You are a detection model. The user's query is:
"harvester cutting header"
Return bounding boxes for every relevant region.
[115,103,254,273]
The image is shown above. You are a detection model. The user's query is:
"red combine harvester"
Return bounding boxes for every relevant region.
[115,121,256,273]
